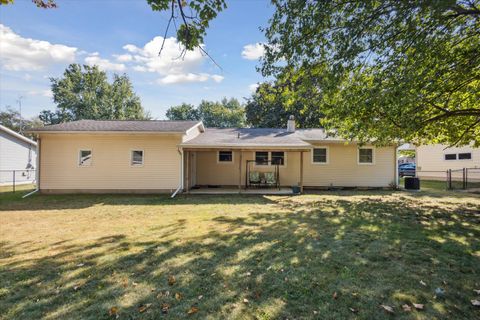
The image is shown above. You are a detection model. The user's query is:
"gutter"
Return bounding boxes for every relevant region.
[23,136,40,198]
[171,148,184,198]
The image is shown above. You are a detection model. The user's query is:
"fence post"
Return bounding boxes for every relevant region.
[13,170,16,193]
[447,169,451,190]
[464,168,468,190]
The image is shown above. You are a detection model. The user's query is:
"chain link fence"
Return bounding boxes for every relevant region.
[0,170,36,192]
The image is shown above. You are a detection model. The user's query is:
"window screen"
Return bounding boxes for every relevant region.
[218,151,233,162]
[359,148,373,163]
[131,150,144,166]
[313,148,327,163]
[255,152,269,165]
[458,153,472,160]
[271,152,285,165]
[79,150,92,166]
[444,153,456,160]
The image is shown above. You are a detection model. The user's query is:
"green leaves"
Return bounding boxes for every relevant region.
[40,64,149,125]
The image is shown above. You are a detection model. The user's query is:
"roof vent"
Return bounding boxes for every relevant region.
[287,115,296,133]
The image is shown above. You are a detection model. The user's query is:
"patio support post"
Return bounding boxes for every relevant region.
[185,150,189,193]
[238,151,242,190]
[300,151,304,193]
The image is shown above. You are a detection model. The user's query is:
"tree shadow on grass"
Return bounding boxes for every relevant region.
[0,196,479,319]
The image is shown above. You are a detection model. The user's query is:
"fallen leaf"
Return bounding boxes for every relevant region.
[175,292,182,301]
[109,307,119,318]
[246,272,251,276]
[349,307,358,313]
[333,291,338,300]
[138,303,151,313]
[413,303,424,310]
[243,298,249,304]
[472,300,480,307]
[76,263,85,267]
[198,295,203,300]
[474,289,480,295]
[381,304,394,313]
[420,280,427,286]
[187,306,199,315]
[168,275,176,286]
[132,282,138,287]
[402,304,412,312]
[161,303,170,314]
[73,285,81,291]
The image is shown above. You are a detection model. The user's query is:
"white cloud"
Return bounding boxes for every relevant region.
[249,83,259,92]
[123,36,223,84]
[0,24,77,71]
[114,54,133,62]
[241,43,265,60]
[157,73,224,85]
[28,89,53,98]
[84,54,126,72]
[23,73,32,81]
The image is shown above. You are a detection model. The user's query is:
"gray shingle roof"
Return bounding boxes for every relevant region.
[30,120,202,133]
[181,127,344,148]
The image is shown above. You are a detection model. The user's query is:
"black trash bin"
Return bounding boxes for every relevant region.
[404,177,420,190]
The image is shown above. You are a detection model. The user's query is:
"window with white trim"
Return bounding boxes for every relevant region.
[271,152,285,165]
[131,150,144,166]
[79,150,92,166]
[255,151,269,165]
[358,148,373,164]
[458,152,472,160]
[444,153,456,160]
[218,151,233,162]
[312,148,327,163]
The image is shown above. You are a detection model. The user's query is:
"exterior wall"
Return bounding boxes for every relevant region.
[416,144,480,179]
[0,130,36,185]
[39,134,182,192]
[303,144,396,187]
[193,145,396,188]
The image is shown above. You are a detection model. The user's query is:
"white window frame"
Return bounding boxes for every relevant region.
[311,146,329,165]
[217,150,234,164]
[357,147,375,165]
[253,151,287,167]
[131,149,144,167]
[78,149,92,167]
[458,152,473,161]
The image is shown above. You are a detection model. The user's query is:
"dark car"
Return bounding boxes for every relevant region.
[399,163,416,177]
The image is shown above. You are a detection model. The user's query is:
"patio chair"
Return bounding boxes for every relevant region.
[249,171,261,186]
[264,172,277,187]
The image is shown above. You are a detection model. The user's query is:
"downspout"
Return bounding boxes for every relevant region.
[395,144,399,188]
[23,136,40,198]
[171,147,184,198]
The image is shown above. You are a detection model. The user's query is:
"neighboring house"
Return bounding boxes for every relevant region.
[416,144,480,180]
[0,124,37,185]
[397,143,415,165]
[29,118,398,194]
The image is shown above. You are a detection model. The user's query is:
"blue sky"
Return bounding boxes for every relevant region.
[0,0,273,119]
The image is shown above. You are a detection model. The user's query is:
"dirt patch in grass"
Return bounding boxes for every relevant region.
[0,191,479,319]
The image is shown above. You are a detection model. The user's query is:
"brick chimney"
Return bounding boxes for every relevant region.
[287,115,296,132]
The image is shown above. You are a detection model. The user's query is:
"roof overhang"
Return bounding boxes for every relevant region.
[0,124,37,146]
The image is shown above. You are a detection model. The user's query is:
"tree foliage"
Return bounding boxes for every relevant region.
[151,0,480,146]
[166,97,245,127]
[39,64,149,125]
[0,106,43,139]
[262,0,480,146]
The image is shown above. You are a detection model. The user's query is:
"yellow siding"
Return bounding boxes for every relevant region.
[194,145,396,188]
[39,134,182,192]
[303,144,396,187]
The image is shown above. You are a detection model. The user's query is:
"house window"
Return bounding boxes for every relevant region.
[458,152,472,160]
[444,153,456,160]
[79,150,92,166]
[218,151,233,162]
[131,150,144,166]
[312,148,328,164]
[255,152,269,165]
[271,152,285,165]
[358,148,373,164]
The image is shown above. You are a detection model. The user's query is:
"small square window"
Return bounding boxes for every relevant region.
[458,153,472,160]
[218,151,233,162]
[444,153,456,160]
[359,148,373,164]
[131,150,144,166]
[271,152,285,165]
[255,152,269,165]
[313,148,327,163]
[79,150,92,166]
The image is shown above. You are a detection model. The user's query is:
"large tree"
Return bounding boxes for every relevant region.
[150,0,480,146]
[39,64,149,125]
[166,98,245,127]
[0,106,43,138]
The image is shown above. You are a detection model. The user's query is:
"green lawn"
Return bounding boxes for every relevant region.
[1,188,479,319]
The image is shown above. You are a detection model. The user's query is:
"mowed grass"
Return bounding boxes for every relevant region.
[0,189,479,319]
